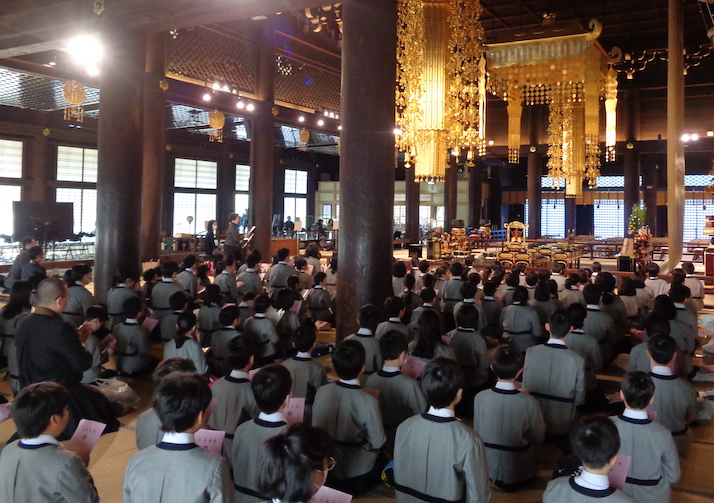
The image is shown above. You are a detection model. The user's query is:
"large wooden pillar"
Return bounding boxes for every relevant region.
[621,89,640,236]
[565,196,576,237]
[95,30,145,302]
[527,107,542,238]
[141,33,167,262]
[405,166,420,242]
[468,161,483,228]
[336,0,397,340]
[249,25,276,258]
[488,167,502,228]
[444,162,458,228]
[26,129,52,202]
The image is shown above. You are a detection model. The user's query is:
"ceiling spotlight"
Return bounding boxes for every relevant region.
[211,83,220,90]
[488,140,495,146]
[691,133,699,141]
[236,101,245,109]
[48,60,56,67]
[298,116,305,122]
[707,131,714,137]
[222,85,230,92]
[67,35,102,67]
[328,112,335,118]
[338,125,342,130]
[317,119,324,126]
[246,103,255,111]
[323,110,329,116]
[86,66,100,76]
[681,133,690,142]
[203,93,211,101]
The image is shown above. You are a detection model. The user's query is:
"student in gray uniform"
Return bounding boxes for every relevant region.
[164,313,208,375]
[441,261,465,331]
[409,287,437,326]
[474,345,545,491]
[150,261,184,322]
[644,263,670,308]
[244,294,279,367]
[210,306,241,377]
[565,303,606,412]
[500,272,519,307]
[160,291,188,342]
[596,273,629,352]
[0,382,99,503]
[266,248,297,299]
[653,294,694,377]
[392,261,408,297]
[281,324,328,424]
[295,257,314,291]
[500,286,542,351]
[275,289,301,356]
[107,266,141,329]
[408,309,454,367]
[176,255,199,302]
[628,313,670,374]
[0,280,32,395]
[523,309,585,438]
[230,365,291,503]
[647,335,698,457]
[560,274,586,308]
[611,372,681,503]
[543,416,637,502]
[114,297,152,375]
[582,283,618,364]
[401,274,423,325]
[80,306,111,384]
[306,272,333,323]
[345,304,383,386]
[481,280,503,339]
[237,292,256,332]
[123,372,234,503]
[452,281,488,334]
[237,254,264,298]
[312,340,386,495]
[682,262,705,312]
[394,357,491,503]
[197,285,223,347]
[61,265,94,328]
[365,330,426,453]
[376,296,410,340]
[215,255,239,304]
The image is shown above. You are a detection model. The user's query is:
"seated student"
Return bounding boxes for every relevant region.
[214,255,238,304]
[376,296,410,340]
[651,294,695,377]
[136,358,197,450]
[670,284,698,368]
[628,312,670,374]
[596,273,629,350]
[528,281,557,329]
[176,255,199,302]
[285,275,309,321]
[611,371,681,503]
[523,271,538,301]
[644,263,670,309]
[500,286,542,352]
[114,297,152,375]
[244,294,279,367]
[590,261,602,282]
[231,365,292,503]
[211,306,242,377]
[266,248,297,299]
[281,324,328,424]
[345,304,383,386]
[560,274,586,308]
[141,267,160,306]
[523,310,585,439]
[20,245,46,280]
[1,280,33,395]
[500,272,520,307]
[408,309,454,366]
[160,291,189,342]
[150,261,184,322]
[294,257,314,291]
[543,416,637,502]
[306,272,333,323]
[394,357,491,503]
[365,330,426,453]
[618,277,642,327]
[2,236,35,293]
[123,373,234,503]
[647,334,698,457]
[237,291,256,331]
[413,260,430,291]
[400,275,422,325]
[565,303,605,411]
[80,305,112,384]
[473,345,545,491]
[582,283,618,364]
[409,287,437,327]
[481,280,503,338]
[237,254,264,298]
[312,340,386,495]
[441,262,466,331]
[452,281,488,334]
[0,382,99,503]
[392,261,408,297]
[197,284,222,347]
[107,266,141,329]
[682,261,705,312]
[274,289,301,357]
[61,265,94,328]
[164,313,208,375]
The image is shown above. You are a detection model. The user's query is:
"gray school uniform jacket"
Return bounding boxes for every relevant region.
[124,441,234,503]
[473,387,545,485]
[393,276,406,297]
[243,315,279,359]
[136,408,163,450]
[559,287,586,308]
[297,270,313,290]
[452,300,488,333]
[312,381,386,480]
[276,311,300,353]
[282,356,328,404]
[500,304,542,352]
[177,269,199,300]
[441,277,465,315]
[62,284,94,328]
[107,285,140,328]
[160,311,182,341]
[210,327,240,376]
[236,269,263,297]
[214,270,238,304]
[684,276,705,311]
[265,262,296,295]
[528,299,557,327]
[611,414,681,503]
[644,277,670,308]
[306,287,332,321]
[649,370,698,457]
[543,476,636,502]
[345,331,383,385]
[81,333,108,384]
[583,306,617,363]
[150,280,185,321]
[501,287,516,307]
[231,417,288,503]
[601,295,629,342]
[208,375,258,459]
[114,320,151,374]
[410,304,437,325]
[198,305,222,346]
[627,342,650,373]
[394,412,491,503]
[480,297,503,330]
[237,304,254,331]
[0,440,99,503]
[522,342,585,434]
[564,329,603,391]
[376,319,410,340]
[163,338,208,374]
[669,318,695,376]
[446,328,489,389]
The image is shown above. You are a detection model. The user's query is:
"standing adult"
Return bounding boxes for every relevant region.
[224,212,243,262]
[3,237,36,292]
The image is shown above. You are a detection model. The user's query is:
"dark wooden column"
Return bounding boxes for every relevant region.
[621,89,640,236]
[444,163,458,229]
[468,161,483,228]
[565,196,576,237]
[405,166,420,242]
[527,107,542,238]
[95,29,146,303]
[217,123,237,235]
[642,154,660,234]
[336,0,397,341]
[249,25,276,257]
[140,32,167,262]
[26,130,52,202]
[487,167,502,228]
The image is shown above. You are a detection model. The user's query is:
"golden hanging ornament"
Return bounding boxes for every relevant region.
[208,110,225,143]
[299,128,310,151]
[62,81,86,122]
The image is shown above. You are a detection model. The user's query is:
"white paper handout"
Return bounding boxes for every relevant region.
[195,429,225,455]
[284,397,305,425]
[66,419,106,458]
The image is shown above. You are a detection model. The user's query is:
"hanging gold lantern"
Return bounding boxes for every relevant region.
[62,81,86,122]
[604,68,618,162]
[299,127,310,151]
[208,109,225,142]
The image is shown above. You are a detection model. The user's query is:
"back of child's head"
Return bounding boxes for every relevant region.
[644,312,671,338]
[571,415,620,470]
[332,339,366,380]
[467,271,481,285]
[242,291,257,303]
[512,285,528,305]
[551,263,564,274]
[419,260,430,273]
[169,291,188,311]
[202,284,222,306]
[595,272,616,293]
[582,283,602,305]
[123,296,143,319]
[28,245,44,261]
[13,381,71,438]
[460,281,477,299]
[592,262,602,273]
[254,293,272,314]
[181,255,197,270]
[455,303,478,329]
[633,270,646,285]
[567,303,587,329]
[682,262,695,275]
[161,261,179,278]
[275,288,295,311]
[525,271,538,287]
[358,304,380,332]
[565,273,581,290]
[292,325,317,353]
[537,269,551,282]
[251,364,292,413]
[393,261,407,278]
[403,274,416,291]
[618,277,636,297]
[420,357,463,409]
[653,295,676,321]
[548,309,571,338]
[669,283,691,304]
[534,281,550,302]
[226,336,254,370]
[153,357,197,385]
[483,281,497,297]
[154,372,211,432]
[647,334,677,365]
[219,305,240,326]
[379,330,408,361]
[314,271,327,285]
[419,287,437,303]
[384,296,405,318]
[286,276,300,290]
[449,261,464,278]
[143,267,158,283]
[671,269,685,286]
[294,257,306,270]
[621,371,655,410]
[246,254,258,269]
[490,345,523,380]
[85,304,108,323]
[177,312,197,335]
[646,262,660,277]
[277,248,290,262]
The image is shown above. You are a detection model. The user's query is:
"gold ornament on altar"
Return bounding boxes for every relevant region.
[208,109,225,142]
[62,81,86,122]
[299,127,310,151]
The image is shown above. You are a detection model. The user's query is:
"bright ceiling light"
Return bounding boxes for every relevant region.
[211,83,221,90]
[66,35,102,67]
[691,133,699,141]
[236,101,245,109]
[298,116,305,122]
[202,93,211,101]
[338,125,342,130]
[681,133,690,142]
[707,130,713,137]
[86,66,100,77]
[246,103,255,111]
[317,119,324,126]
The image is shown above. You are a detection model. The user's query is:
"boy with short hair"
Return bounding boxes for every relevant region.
[237,292,256,331]
[543,416,636,502]
[453,281,487,333]
[565,303,604,409]
[150,261,184,322]
[447,303,490,412]
[80,305,112,383]
[682,262,705,312]
[230,365,292,503]
[266,248,297,298]
[500,286,542,352]
[628,312,670,373]
[409,287,437,325]
[294,257,313,291]
[312,340,386,495]
[394,357,491,503]
[236,254,264,298]
[20,245,45,280]
[501,272,520,307]
[611,371,680,503]
[281,324,328,423]
[345,304,383,386]
[550,263,567,292]
[160,290,188,342]
[0,381,99,503]
[473,345,545,491]
[376,296,410,340]
[243,294,279,367]
[123,373,234,503]
[306,272,332,322]
[481,280,503,338]
[210,306,241,376]
[582,283,618,364]
[114,296,152,375]
[644,263,669,308]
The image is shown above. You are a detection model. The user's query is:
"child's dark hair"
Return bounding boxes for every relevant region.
[161,261,179,278]
[153,372,211,432]
[419,260,430,273]
[571,415,620,470]
[64,264,92,287]
[287,276,300,289]
[219,305,240,326]
[385,296,405,318]
[505,272,519,288]
[421,357,463,409]
[455,303,478,329]
[403,274,416,292]
[294,257,306,270]
[512,286,529,304]
[175,312,197,349]
[2,280,32,320]
[314,272,327,284]
[277,248,290,262]
[242,291,257,303]
[169,291,188,311]
[548,309,571,338]
[254,294,272,313]
[646,262,660,277]
[123,296,143,318]
[460,281,477,300]
[251,364,292,414]
[619,277,636,297]
[85,304,108,323]
[152,357,196,385]
[669,283,691,304]
[358,304,380,332]
[393,261,407,278]
[143,267,158,283]
[202,284,222,306]
[332,339,366,380]
[582,283,602,305]
[13,381,71,438]
[647,334,677,365]
[595,272,616,294]
[682,262,695,275]
[567,303,587,329]
[379,330,408,360]
[28,245,44,261]
[525,271,538,287]
[275,288,296,311]
[413,309,444,359]
[653,295,676,321]
[483,281,497,297]
[490,345,523,380]
[621,371,655,410]
[449,261,464,278]
[644,312,671,338]
[291,325,317,353]
[534,281,550,302]
[226,336,254,370]
[419,287,437,303]
[181,254,197,270]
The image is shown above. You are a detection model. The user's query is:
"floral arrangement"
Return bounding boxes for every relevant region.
[628,204,647,234]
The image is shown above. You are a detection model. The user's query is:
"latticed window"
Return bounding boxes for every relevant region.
[394,205,406,227]
[56,146,98,234]
[0,139,23,179]
[284,169,308,225]
[593,199,624,238]
[173,158,218,235]
[541,199,566,238]
[56,188,97,234]
[0,185,21,237]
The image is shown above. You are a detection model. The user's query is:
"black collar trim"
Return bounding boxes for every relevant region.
[617,414,651,425]
[421,413,457,423]
[156,442,198,451]
[335,381,362,390]
[650,372,677,381]
[292,356,312,362]
[254,418,288,428]
[568,477,616,498]
[492,387,520,395]
[545,343,567,349]
[225,376,250,384]
[18,442,55,450]
[377,370,402,377]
